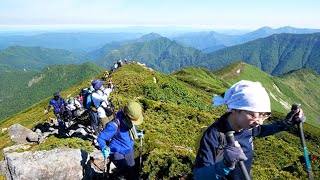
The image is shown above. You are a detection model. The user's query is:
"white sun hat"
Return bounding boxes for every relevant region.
[213,80,271,113]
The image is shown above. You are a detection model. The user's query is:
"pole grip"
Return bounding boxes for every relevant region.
[225,131,251,180]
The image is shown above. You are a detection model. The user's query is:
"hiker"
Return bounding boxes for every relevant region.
[65,97,82,120]
[44,92,66,128]
[194,80,306,180]
[117,59,123,68]
[91,79,114,129]
[97,101,144,179]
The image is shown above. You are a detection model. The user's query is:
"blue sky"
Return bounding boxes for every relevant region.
[1,0,319,30]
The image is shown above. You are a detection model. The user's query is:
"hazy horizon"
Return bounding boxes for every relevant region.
[1,0,319,31]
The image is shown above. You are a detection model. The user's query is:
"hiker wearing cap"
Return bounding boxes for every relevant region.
[45,92,66,127]
[97,101,144,179]
[91,79,114,130]
[194,80,306,180]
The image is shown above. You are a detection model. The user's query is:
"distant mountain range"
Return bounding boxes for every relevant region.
[95,36,205,73]
[93,32,320,75]
[0,32,143,53]
[1,27,319,76]
[173,26,320,52]
[201,33,320,75]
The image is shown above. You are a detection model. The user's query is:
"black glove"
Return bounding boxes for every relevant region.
[284,104,306,127]
[223,142,248,170]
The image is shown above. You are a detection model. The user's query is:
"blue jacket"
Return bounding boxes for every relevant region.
[194,112,288,180]
[97,110,136,155]
[49,98,65,114]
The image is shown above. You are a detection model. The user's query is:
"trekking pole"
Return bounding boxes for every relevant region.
[139,130,144,173]
[103,157,108,179]
[292,104,314,180]
[225,131,251,180]
[298,122,314,180]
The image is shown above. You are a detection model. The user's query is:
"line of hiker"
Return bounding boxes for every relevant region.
[44,69,145,179]
[110,59,129,73]
[44,92,84,129]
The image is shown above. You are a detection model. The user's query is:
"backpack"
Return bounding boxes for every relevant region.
[195,125,226,161]
[102,99,115,117]
[81,88,92,109]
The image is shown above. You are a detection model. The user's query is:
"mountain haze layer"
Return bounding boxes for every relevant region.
[173,26,320,52]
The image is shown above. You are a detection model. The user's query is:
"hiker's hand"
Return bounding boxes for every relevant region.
[44,109,48,114]
[223,141,248,170]
[137,131,144,139]
[101,146,110,158]
[284,107,306,127]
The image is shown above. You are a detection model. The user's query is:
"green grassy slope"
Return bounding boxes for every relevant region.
[0,63,319,179]
[0,62,105,120]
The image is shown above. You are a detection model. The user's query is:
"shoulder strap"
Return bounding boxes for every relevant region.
[211,123,227,163]
[108,118,121,144]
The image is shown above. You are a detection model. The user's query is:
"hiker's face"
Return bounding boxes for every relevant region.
[54,96,59,100]
[237,110,270,129]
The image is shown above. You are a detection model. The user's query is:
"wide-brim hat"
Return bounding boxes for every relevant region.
[123,102,143,125]
[91,79,105,90]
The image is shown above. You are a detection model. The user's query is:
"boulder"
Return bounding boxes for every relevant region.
[5,148,89,180]
[27,131,39,142]
[8,124,33,144]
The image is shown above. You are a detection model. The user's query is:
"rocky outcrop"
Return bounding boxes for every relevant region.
[5,148,88,180]
[8,124,34,144]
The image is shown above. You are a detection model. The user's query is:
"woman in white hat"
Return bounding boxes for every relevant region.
[194,80,305,180]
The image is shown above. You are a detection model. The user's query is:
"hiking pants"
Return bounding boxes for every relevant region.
[109,150,135,179]
[88,110,101,134]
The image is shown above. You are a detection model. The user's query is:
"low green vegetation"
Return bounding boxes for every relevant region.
[0,62,319,179]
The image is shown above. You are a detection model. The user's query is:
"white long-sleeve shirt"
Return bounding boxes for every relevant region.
[91,88,113,118]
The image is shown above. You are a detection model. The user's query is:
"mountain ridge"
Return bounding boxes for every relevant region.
[0,62,319,179]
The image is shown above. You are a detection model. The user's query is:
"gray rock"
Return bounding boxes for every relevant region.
[0,161,6,175]
[5,148,89,180]
[27,132,39,142]
[88,149,116,174]
[2,144,31,156]
[8,124,33,144]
